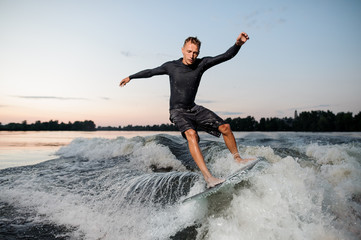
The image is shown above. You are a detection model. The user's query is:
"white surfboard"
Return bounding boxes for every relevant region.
[182,157,264,203]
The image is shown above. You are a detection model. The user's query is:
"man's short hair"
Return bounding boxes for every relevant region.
[184,37,201,50]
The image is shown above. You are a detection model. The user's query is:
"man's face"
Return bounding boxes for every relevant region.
[182,42,199,65]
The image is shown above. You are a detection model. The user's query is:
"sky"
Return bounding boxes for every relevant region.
[1,0,361,127]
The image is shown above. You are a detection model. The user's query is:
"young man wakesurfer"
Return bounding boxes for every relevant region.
[120,32,253,188]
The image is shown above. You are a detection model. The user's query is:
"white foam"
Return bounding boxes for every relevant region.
[209,145,281,177]
[55,137,146,160]
[0,171,203,240]
[205,156,343,240]
[201,141,361,240]
[306,143,361,197]
[131,142,186,172]
[56,137,186,172]
[1,133,360,239]
[306,143,361,237]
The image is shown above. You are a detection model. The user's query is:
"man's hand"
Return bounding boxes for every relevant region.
[236,32,249,46]
[119,77,130,87]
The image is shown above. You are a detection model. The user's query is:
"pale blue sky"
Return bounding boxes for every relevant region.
[1,0,360,126]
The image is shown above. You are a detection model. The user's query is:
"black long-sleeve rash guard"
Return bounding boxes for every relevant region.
[129,43,241,110]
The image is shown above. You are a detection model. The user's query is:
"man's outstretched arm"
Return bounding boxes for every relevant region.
[119,64,168,87]
[202,32,250,70]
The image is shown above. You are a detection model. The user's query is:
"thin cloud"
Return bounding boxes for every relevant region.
[197,99,215,104]
[278,104,332,118]
[100,97,111,100]
[15,96,89,101]
[120,51,134,57]
[288,104,331,111]
[313,104,331,108]
[156,53,178,59]
[121,50,177,59]
[216,111,244,116]
[242,7,287,30]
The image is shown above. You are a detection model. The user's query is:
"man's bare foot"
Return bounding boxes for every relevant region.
[206,176,225,188]
[233,153,255,164]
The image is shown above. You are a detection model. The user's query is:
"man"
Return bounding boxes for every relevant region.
[120,32,251,188]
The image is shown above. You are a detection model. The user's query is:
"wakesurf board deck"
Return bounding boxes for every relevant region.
[182,157,265,203]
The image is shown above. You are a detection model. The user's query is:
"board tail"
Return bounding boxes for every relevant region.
[182,157,268,203]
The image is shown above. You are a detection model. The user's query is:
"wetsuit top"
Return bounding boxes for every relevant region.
[129,44,241,110]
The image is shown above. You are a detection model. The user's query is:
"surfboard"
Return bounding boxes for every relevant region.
[182,157,264,203]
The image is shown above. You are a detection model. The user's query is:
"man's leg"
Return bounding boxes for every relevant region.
[184,129,224,188]
[218,124,253,163]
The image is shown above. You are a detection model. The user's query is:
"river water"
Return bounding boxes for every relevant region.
[0,131,360,239]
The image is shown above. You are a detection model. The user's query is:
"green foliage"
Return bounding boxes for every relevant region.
[1,110,360,132]
[292,110,360,132]
[0,120,96,131]
[226,110,361,132]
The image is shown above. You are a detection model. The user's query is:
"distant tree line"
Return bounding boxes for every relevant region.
[1,110,360,132]
[98,110,361,132]
[0,120,96,131]
[224,110,361,132]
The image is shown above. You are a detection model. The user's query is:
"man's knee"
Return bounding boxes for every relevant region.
[184,129,199,143]
[218,123,232,135]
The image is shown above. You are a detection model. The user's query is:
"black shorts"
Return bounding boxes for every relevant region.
[169,105,226,139]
